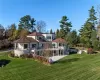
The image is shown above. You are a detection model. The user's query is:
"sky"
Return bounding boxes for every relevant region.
[0,0,100,32]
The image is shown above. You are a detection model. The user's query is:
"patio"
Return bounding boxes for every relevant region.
[49,55,67,62]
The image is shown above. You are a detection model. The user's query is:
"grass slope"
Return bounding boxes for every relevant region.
[0,52,100,80]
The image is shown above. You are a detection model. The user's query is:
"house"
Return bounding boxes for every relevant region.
[42,33,55,41]
[14,32,69,57]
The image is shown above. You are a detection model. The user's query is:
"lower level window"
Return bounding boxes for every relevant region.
[24,44,28,49]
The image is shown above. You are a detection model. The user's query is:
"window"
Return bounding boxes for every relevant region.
[54,50,56,53]
[32,44,36,48]
[40,43,43,48]
[39,37,42,39]
[47,36,51,39]
[37,37,42,40]
[59,43,62,46]
[52,44,55,48]
[62,44,64,46]
[24,44,28,49]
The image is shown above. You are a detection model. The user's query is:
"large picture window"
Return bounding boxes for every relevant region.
[47,36,51,39]
[24,44,28,49]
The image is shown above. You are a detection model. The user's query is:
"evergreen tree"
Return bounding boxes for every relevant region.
[88,6,97,27]
[67,30,79,47]
[56,29,60,38]
[59,16,72,39]
[19,15,36,32]
[91,30,100,50]
[50,29,53,34]
[79,6,97,48]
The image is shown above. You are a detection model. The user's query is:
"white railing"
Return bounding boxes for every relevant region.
[14,46,66,53]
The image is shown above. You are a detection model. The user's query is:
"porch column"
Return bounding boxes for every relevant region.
[53,50,54,56]
[57,50,59,56]
[57,43,59,48]
[60,50,61,56]
[15,43,16,49]
[22,43,24,50]
[29,43,30,53]
[63,50,64,55]
[39,51,40,56]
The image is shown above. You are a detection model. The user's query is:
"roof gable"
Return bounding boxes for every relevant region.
[28,32,43,36]
[14,37,38,43]
[52,38,66,43]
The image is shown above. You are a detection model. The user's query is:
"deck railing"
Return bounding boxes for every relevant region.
[14,46,66,53]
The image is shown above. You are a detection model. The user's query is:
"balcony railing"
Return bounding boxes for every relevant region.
[14,46,66,52]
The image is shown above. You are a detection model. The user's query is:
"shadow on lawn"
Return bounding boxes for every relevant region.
[0,59,11,67]
[54,58,80,64]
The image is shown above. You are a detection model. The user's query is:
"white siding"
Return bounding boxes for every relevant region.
[42,33,55,41]
[27,36,36,39]
[18,43,23,50]
[14,49,30,57]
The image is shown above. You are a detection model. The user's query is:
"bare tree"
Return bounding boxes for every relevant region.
[20,29,29,38]
[36,20,46,33]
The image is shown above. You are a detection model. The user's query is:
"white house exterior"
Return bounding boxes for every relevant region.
[42,33,55,41]
[14,32,69,57]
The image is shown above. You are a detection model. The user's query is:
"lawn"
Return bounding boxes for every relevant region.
[0,52,100,80]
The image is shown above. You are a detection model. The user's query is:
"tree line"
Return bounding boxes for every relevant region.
[0,6,100,51]
[55,6,100,50]
[0,15,50,50]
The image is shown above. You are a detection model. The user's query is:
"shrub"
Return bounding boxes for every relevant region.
[8,53,15,57]
[27,54,33,58]
[87,48,93,54]
[20,54,28,58]
[33,55,50,64]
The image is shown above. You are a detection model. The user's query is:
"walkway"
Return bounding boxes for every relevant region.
[49,55,67,62]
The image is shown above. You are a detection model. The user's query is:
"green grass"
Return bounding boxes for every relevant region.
[0,52,100,80]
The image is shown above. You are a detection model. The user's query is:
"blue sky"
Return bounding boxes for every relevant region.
[0,0,100,32]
